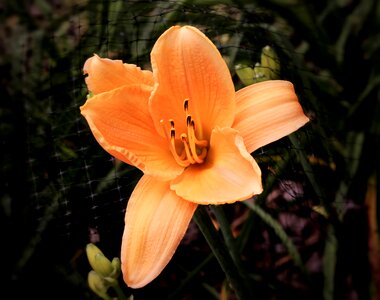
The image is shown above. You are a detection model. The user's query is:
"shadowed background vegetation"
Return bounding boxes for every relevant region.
[1,0,379,299]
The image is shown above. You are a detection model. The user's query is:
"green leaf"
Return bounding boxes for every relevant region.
[243,200,305,271]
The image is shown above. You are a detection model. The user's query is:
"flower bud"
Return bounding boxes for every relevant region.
[111,257,121,278]
[252,62,267,82]
[260,45,280,79]
[86,243,114,277]
[235,64,255,86]
[88,270,111,300]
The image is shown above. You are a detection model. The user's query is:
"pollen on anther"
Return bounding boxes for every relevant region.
[184,99,189,112]
[170,128,175,139]
[191,119,196,130]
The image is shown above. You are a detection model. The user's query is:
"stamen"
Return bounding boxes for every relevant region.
[170,128,175,139]
[184,99,189,113]
[181,134,195,164]
[187,120,205,163]
[191,120,208,147]
[160,119,190,168]
[160,99,209,168]
[198,148,208,160]
[186,115,191,126]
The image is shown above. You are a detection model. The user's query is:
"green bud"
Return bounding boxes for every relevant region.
[260,45,280,79]
[86,243,114,277]
[235,46,281,86]
[252,63,267,83]
[88,270,112,300]
[111,257,121,279]
[235,64,255,86]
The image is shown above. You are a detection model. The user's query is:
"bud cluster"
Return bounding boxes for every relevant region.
[86,243,132,300]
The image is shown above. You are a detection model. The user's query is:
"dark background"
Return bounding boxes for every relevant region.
[1,0,379,299]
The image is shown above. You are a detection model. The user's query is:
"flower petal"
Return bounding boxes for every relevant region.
[121,175,197,288]
[149,25,235,140]
[171,127,263,204]
[80,84,183,180]
[233,80,310,153]
[84,54,154,95]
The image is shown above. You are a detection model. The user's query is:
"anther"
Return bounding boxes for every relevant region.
[184,99,189,112]
[170,128,175,139]
[161,99,209,168]
[186,115,191,126]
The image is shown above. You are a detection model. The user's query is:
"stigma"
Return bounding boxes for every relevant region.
[160,99,208,168]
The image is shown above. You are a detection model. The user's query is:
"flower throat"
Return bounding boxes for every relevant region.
[160,99,208,168]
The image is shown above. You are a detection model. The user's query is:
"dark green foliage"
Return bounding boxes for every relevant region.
[1,0,379,299]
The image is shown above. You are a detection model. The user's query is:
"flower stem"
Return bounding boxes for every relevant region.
[193,206,251,300]
[110,281,129,300]
[210,205,244,269]
[210,205,254,298]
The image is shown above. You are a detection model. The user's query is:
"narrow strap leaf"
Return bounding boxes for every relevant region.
[243,200,305,272]
[193,206,251,300]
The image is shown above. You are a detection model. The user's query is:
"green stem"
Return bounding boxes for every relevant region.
[288,134,328,213]
[167,253,214,300]
[193,206,251,300]
[323,224,337,300]
[210,205,254,298]
[210,205,241,267]
[106,278,129,300]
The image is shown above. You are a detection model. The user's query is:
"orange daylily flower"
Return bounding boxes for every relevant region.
[80,25,309,288]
